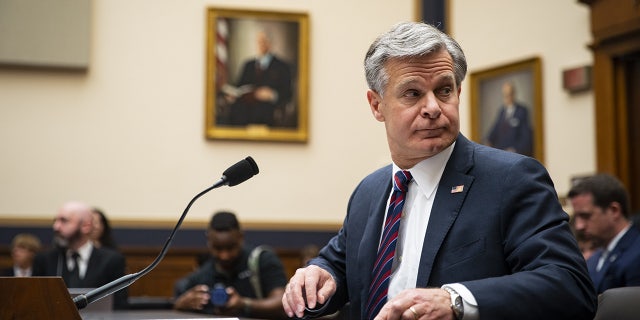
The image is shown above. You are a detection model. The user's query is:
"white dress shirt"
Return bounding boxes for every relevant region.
[385,142,479,320]
[13,266,32,277]
[67,241,94,280]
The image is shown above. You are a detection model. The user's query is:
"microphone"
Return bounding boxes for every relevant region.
[222,155,259,186]
[73,156,259,310]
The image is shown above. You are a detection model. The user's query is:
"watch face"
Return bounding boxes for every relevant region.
[455,296,463,308]
[453,295,463,317]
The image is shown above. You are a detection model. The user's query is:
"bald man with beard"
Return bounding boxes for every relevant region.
[32,201,128,309]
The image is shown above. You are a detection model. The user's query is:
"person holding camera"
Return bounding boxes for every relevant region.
[173,211,288,319]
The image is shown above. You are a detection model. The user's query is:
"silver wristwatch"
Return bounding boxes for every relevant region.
[443,287,464,320]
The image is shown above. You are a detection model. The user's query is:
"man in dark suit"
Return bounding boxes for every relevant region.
[568,174,640,294]
[485,82,534,156]
[282,22,596,320]
[32,201,128,309]
[225,30,293,127]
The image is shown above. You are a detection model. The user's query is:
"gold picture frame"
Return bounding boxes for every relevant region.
[469,57,544,163]
[205,8,309,142]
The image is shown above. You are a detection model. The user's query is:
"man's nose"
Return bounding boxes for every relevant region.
[420,93,441,119]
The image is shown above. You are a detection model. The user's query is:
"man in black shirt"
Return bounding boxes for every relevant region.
[173,211,288,319]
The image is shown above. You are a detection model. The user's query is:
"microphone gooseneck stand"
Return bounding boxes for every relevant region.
[73,156,259,310]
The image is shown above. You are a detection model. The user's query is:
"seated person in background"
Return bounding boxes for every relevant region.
[2,233,42,277]
[32,201,128,309]
[568,173,640,294]
[173,211,288,319]
[570,214,602,261]
[90,207,118,250]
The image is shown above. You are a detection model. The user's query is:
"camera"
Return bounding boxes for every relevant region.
[210,283,228,307]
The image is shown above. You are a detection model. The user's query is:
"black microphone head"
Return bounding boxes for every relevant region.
[222,156,259,186]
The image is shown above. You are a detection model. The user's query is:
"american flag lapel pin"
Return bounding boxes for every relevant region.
[451,185,464,193]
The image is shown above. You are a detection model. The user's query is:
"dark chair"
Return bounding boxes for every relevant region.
[593,286,640,320]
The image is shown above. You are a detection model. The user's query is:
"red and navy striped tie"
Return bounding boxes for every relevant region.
[365,170,412,319]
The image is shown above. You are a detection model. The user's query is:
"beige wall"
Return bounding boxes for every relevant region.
[0,0,593,224]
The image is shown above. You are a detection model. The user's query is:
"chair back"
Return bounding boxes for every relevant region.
[593,286,640,320]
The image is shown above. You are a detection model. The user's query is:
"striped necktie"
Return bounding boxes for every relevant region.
[365,170,412,319]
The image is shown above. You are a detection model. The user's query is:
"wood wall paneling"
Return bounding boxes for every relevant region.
[581,0,640,212]
[0,246,305,300]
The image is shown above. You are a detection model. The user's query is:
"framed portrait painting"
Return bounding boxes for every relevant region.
[469,57,544,163]
[205,8,309,142]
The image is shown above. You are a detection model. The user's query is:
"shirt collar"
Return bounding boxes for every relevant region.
[505,105,516,118]
[258,53,273,69]
[13,266,32,277]
[392,142,456,199]
[606,224,631,252]
[68,241,94,262]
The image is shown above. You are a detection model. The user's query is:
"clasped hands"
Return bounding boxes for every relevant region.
[282,265,455,320]
[224,86,277,104]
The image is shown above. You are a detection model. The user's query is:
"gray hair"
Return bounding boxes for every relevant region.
[364,22,467,96]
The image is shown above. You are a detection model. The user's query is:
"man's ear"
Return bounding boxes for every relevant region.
[367,90,385,122]
[609,202,624,219]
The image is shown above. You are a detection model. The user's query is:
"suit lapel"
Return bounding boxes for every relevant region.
[416,135,475,286]
[611,226,640,259]
[357,166,393,307]
[84,247,98,284]
[594,227,640,291]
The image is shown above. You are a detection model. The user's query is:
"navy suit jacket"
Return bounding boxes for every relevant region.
[312,134,596,319]
[587,226,640,294]
[32,246,128,309]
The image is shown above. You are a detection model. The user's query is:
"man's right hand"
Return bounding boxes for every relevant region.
[174,284,211,311]
[282,265,336,318]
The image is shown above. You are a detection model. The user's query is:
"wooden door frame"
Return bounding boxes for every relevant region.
[580,0,640,203]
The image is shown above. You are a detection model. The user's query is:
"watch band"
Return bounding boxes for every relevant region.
[443,286,464,320]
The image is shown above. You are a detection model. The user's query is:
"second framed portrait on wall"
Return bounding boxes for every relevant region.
[205,8,309,142]
[469,57,544,163]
